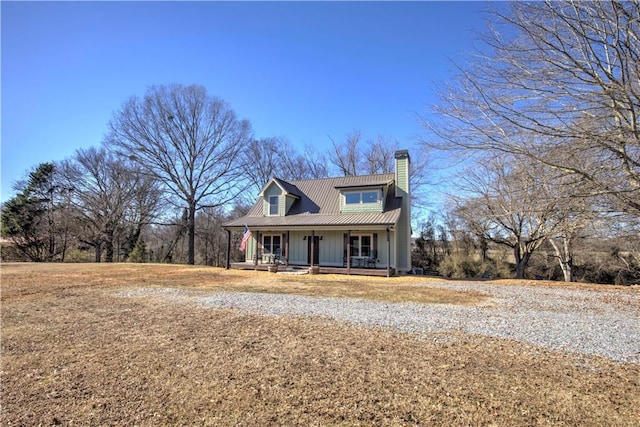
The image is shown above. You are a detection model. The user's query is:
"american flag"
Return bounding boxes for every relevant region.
[240,225,252,251]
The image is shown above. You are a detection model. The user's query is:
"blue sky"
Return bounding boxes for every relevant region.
[2,1,491,203]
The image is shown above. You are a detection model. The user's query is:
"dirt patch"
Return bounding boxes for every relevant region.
[1,263,639,426]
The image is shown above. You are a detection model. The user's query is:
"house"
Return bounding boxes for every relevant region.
[223,150,412,276]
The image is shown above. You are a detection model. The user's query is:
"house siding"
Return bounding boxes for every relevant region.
[263,184,283,216]
[285,195,296,214]
[288,230,307,265]
[273,229,395,268]
[394,151,411,272]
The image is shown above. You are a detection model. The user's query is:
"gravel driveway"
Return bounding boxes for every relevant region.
[121,282,640,363]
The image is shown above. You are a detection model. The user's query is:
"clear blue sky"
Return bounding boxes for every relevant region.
[2,1,491,203]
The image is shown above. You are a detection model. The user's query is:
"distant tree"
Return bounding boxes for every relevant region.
[195,206,225,266]
[59,147,160,262]
[281,143,330,181]
[362,136,397,175]
[329,130,361,176]
[426,0,640,216]
[452,156,574,279]
[128,235,147,263]
[240,137,329,201]
[1,163,69,261]
[105,84,252,264]
[241,137,284,197]
[412,213,442,271]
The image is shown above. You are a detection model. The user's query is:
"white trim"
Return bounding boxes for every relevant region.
[261,233,282,254]
[343,189,381,205]
[349,233,373,257]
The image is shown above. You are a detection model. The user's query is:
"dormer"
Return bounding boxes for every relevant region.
[259,177,301,216]
[335,178,393,213]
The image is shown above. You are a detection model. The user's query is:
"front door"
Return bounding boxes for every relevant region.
[307,236,320,265]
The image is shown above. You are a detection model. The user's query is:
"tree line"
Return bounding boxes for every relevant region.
[2,1,638,284]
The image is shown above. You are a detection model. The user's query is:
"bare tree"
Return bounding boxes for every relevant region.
[240,137,284,196]
[105,84,252,264]
[59,147,159,262]
[280,143,329,181]
[239,138,329,201]
[452,156,576,279]
[195,206,227,266]
[542,177,596,282]
[361,136,396,175]
[329,130,361,176]
[426,1,640,216]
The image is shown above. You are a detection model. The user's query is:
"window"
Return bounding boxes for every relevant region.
[349,234,371,257]
[269,195,279,215]
[362,191,378,203]
[345,190,379,205]
[345,193,361,204]
[262,234,281,254]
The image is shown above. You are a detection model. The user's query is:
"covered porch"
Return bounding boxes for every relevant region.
[224,226,398,277]
[229,262,396,277]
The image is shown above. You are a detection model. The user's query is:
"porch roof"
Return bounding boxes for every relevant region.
[224,210,401,229]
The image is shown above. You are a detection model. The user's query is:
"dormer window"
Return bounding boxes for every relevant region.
[269,195,279,215]
[345,190,380,205]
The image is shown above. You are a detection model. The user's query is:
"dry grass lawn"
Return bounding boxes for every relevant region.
[1,263,638,426]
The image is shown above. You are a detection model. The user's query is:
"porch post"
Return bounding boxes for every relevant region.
[285,231,290,266]
[225,228,231,270]
[311,230,315,266]
[386,227,391,277]
[254,230,260,270]
[347,230,351,275]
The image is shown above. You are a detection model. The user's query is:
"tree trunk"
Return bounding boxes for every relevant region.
[104,226,116,262]
[187,203,196,265]
[513,245,531,279]
[94,243,102,263]
[549,237,574,282]
[105,239,114,263]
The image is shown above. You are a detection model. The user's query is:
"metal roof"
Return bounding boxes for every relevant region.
[224,173,403,229]
[259,177,302,198]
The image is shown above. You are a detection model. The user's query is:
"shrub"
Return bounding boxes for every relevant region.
[439,254,512,279]
[128,237,147,263]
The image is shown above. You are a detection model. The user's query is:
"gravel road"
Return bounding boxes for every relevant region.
[120,282,640,363]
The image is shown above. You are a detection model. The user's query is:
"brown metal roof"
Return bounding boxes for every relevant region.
[265,177,302,198]
[224,173,402,229]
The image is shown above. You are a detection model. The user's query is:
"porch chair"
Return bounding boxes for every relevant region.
[273,248,282,264]
[364,250,377,268]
